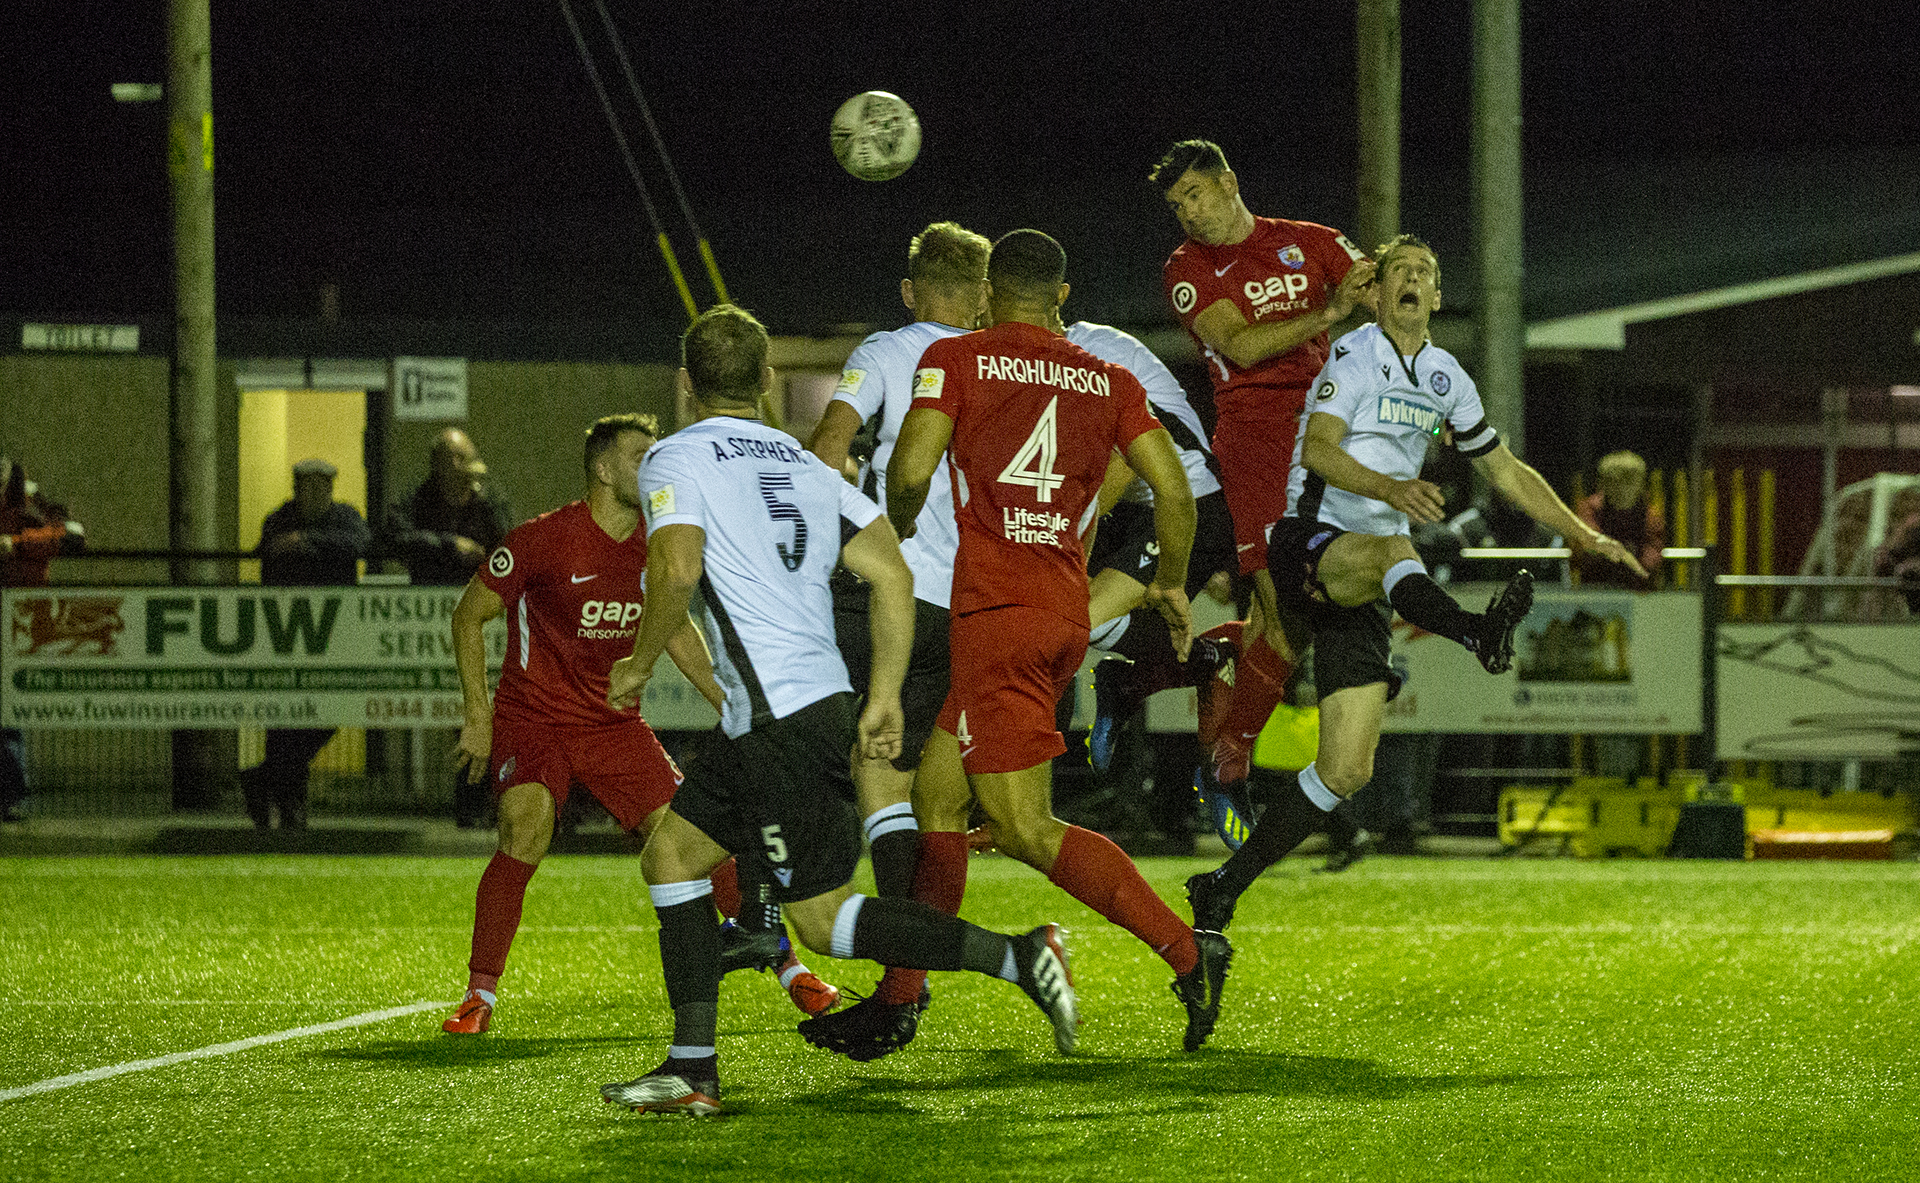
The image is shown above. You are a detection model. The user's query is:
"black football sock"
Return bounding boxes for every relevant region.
[850,895,1015,980]
[732,872,781,934]
[1207,778,1336,901]
[867,827,920,900]
[1109,606,1171,665]
[1385,568,1478,647]
[653,896,722,1049]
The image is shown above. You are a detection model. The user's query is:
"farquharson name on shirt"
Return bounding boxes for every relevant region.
[1003,506,1072,545]
[709,436,809,462]
[975,355,1112,395]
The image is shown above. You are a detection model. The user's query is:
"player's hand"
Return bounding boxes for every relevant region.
[452,536,486,560]
[1385,477,1446,524]
[607,655,649,711]
[1582,532,1648,579]
[452,717,492,785]
[1144,582,1193,661]
[857,695,905,761]
[1329,258,1377,320]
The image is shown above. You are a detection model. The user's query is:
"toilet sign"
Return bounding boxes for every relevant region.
[390,356,468,421]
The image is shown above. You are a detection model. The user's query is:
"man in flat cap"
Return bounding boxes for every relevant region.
[242,458,370,830]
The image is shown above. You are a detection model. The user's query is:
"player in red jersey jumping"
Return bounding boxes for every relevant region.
[825,230,1232,1057]
[440,414,836,1035]
[1150,139,1378,797]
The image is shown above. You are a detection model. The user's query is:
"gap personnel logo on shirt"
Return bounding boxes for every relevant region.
[648,485,676,517]
[833,368,867,398]
[1315,379,1338,402]
[1377,394,1444,436]
[488,547,513,577]
[1431,370,1452,395]
[1247,274,1310,303]
[579,601,642,635]
[913,367,945,400]
[1171,281,1197,314]
[1278,244,1305,270]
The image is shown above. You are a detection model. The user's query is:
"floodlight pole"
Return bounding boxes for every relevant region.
[1355,0,1401,258]
[169,0,229,809]
[1472,0,1525,455]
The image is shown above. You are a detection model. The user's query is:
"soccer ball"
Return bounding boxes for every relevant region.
[830,91,921,182]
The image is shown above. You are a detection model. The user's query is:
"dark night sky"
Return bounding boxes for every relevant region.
[6,1,1918,344]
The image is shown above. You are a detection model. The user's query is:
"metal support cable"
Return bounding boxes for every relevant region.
[556,0,697,320]
[590,0,730,305]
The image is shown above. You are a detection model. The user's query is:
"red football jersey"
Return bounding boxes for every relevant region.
[1162,215,1366,423]
[911,320,1163,625]
[479,499,648,727]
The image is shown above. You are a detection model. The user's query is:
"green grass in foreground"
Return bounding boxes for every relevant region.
[1,853,1917,1182]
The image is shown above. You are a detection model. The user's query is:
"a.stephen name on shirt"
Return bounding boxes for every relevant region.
[710,436,808,463]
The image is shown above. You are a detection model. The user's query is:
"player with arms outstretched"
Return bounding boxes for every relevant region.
[598,306,1077,1117]
[1153,138,1377,796]
[440,413,834,1036]
[1186,236,1646,945]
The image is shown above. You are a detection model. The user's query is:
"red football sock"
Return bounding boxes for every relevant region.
[875,831,970,1004]
[1214,630,1292,774]
[1046,825,1197,976]
[467,851,538,987]
[709,857,741,920]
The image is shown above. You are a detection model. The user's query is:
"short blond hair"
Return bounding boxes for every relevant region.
[1598,450,1646,482]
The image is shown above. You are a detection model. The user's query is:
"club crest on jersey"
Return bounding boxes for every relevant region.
[1277,244,1305,270]
[649,485,676,517]
[488,547,513,577]
[913,367,945,400]
[1431,371,1452,395]
[833,368,867,398]
[1170,281,1197,314]
[1315,379,1338,402]
[497,756,515,783]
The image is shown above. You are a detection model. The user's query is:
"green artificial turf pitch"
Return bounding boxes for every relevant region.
[2,853,1916,1181]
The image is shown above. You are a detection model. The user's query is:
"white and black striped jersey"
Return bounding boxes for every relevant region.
[1285,322,1500,536]
[1065,321,1222,506]
[640,416,882,738]
[830,320,970,609]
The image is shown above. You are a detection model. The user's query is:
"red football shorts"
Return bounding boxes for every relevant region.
[1211,408,1302,575]
[937,605,1088,775]
[489,714,681,832]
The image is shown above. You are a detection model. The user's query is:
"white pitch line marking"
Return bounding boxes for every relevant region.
[0,999,453,1103]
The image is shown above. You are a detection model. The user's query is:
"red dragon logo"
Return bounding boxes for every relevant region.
[9,596,126,656]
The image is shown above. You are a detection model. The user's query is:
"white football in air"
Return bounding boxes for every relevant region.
[830,91,921,182]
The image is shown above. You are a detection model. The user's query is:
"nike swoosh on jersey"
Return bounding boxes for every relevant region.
[1214,261,1237,277]
[570,574,598,583]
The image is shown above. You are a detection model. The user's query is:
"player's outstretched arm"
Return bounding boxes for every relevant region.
[883,407,953,541]
[1301,411,1446,524]
[839,516,914,760]
[1124,427,1197,658]
[1190,258,1376,369]
[610,524,706,710]
[450,576,505,784]
[664,617,726,713]
[1474,444,1648,578]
